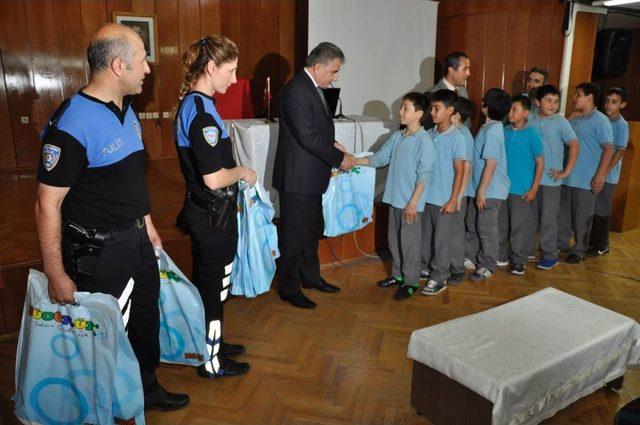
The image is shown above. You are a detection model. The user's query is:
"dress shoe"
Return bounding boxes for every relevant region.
[221,341,246,356]
[301,278,341,293]
[280,292,317,308]
[197,356,250,378]
[144,385,190,411]
[565,253,585,264]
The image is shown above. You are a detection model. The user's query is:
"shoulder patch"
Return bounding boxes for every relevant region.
[42,144,61,171]
[202,126,219,147]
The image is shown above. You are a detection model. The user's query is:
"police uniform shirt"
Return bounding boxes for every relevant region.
[37,92,150,228]
[174,91,236,196]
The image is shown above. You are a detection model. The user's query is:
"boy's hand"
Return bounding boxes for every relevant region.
[522,189,537,202]
[456,198,462,211]
[404,202,418,224]
[476,192,487,211]
[591,173,605,194]
[440,199,457,214]
[549,169,567,181]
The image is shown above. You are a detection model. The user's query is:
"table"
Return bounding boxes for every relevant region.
[227,116,397,213]
[407,287,640,425]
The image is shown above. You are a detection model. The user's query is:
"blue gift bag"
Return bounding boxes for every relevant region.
[322,165,375,237]
[14,269,145,425]
[157,249,207,366]
[231,180,279,298]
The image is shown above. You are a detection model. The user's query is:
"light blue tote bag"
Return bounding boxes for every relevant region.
[231,180,279,298]
[13,269,145,425]
[322,165,375,237]
[157,249,207,366]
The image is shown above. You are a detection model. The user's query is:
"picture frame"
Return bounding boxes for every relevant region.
[112,12,157,63]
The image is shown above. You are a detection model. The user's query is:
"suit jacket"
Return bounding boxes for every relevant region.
[273,71,344,195]
[424,78,471,128]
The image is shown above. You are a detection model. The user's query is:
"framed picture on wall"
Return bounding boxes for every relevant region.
[113,12,157,63]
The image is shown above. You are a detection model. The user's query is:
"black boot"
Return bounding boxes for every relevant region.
[221,341,246,357]
[142,369,190,411]
[197,355,250,378]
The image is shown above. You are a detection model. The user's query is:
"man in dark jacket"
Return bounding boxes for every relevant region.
[273,42,355,309]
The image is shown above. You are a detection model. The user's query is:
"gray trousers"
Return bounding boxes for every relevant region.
[594,182,616,216]
[388,206,422,286]
[528,185,563,260]
[558,185,596,257]
[421,203,454,283]
[591,182,616,249]
[450,197,468,275]
[499,194,537,264]
[465,198,502,272]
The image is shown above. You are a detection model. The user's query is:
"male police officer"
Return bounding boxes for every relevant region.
[35,23,189,411]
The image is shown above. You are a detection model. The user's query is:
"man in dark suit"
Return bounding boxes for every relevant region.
[424,51,471,128]
[273,42,356,309]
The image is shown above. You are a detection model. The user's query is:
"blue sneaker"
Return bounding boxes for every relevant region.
[537,258,559,270]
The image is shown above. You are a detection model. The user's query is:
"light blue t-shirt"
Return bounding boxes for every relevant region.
[565,109,614,190]
[606,115,629,184]
[504,124,544,196]
[470,120,510,200]
[529,113,577,187]
[369,128,436,212]
[424,125,466,207]
[457,125,476,197]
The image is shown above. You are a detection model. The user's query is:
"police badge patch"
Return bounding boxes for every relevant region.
[42,144,61,171]
[202,126,219,147]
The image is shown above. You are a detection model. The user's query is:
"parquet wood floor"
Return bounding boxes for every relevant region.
[2,226,640,424]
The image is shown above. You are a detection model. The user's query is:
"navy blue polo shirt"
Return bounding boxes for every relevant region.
[37,92,150,228]
[174,91,236,197]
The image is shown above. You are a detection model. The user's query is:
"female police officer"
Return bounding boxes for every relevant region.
[174,35,256,378]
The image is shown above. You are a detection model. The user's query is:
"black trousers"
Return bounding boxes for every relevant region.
[180,199,237,332]
[277,191,323,297]
[62,222,160,374]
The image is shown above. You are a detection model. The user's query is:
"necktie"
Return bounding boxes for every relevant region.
[317,87,330,114]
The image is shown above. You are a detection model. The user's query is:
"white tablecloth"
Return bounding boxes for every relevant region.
[228,116,397,213]
[408,287,640,425]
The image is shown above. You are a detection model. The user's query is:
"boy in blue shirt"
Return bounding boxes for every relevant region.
[498,95,544,275]
[529,85,579,270]
[420,90,466,295]
[589,87,629,256]
[559,82,614,263]
[355,93,436,300]
[446,97,474,283]
[466,88,512,281]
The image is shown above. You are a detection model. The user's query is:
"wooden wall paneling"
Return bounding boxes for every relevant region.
[178,0,201,60]
[107,0,132,17]
[548,2,566,87]
[24,0,64,163]
[156,0,181,159]
[504,8,529,95]
[220,1,243,73]
[565,12,599,115]
[200,0,222,36]
[0,1,40,168]
[278,0,296,84]
[483,11,508,91]
[438,0,563,18]
[130,0,162,159]
[80,0,108,49]
[243,0,280,117]
[52,0,88,100]
[601,29,640,122]
[0,56,16,169]
[525,4,556,83]
[612,122,640,231]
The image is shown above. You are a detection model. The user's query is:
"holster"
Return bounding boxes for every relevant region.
[61,220,112,281]
[188,185,237,231]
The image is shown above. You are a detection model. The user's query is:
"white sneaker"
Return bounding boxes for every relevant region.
[527,255,537,262]
[419,270,431,280]
[464,258,476,270]
[496,259,509,267]
[471,267,493,282]
[420,279,447,296]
